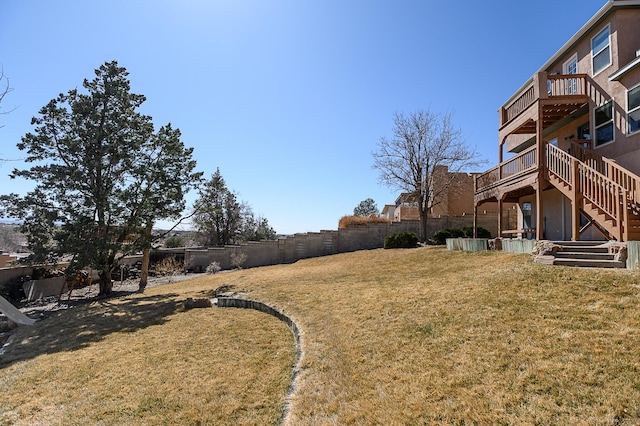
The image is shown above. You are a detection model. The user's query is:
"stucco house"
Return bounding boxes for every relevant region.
[474,0,640,242]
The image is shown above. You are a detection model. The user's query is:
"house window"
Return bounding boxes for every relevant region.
[563,54,578,94]
[577,122,591,140]
[628,84,640,135]
[594,100,614,146]
[591,25,611,75]
[522,202,532,230]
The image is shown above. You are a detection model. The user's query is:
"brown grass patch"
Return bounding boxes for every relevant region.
[0,291,295,425]
[2,247,640,425]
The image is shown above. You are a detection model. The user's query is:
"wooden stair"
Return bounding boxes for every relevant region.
[546,144,640,242]
[545,241,625,269]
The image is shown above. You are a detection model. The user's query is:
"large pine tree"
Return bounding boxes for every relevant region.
[1,61,202,295]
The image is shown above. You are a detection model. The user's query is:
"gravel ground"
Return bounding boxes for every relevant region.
[2,273,199,327]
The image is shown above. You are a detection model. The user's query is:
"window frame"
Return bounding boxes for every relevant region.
[594,99,615,148]
[591,24,612,77]
[627,83,640,136]
[563,53,579,94]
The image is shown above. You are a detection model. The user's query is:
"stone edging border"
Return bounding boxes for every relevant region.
[215,297,303,426]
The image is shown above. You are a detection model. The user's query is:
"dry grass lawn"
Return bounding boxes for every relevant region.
[1,247,640,425]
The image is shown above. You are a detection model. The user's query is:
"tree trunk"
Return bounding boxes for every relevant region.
[98,270,113,296]
[138,221,153,293]
[420,212,428,242]
[418,202,429,243]
[138,246,150,293]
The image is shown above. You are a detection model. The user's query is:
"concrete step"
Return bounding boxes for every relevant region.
[554,251,615,260]
[553,258,625,268]
[552,240,607,246]
[558,246,610,254]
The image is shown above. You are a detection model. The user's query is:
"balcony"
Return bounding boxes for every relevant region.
[498,72,590,148]
[475,146,538,204]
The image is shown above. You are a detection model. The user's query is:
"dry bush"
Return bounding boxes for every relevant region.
[154,256,183,275]
[338,215,391,229]
[205,261,221,274]
[230,251,248,269]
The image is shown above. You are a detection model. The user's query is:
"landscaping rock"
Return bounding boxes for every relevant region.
[183,298,212,310]
[532,240,562,256]
[608,243,628,262]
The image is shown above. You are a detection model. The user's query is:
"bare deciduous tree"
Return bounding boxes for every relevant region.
[372,109,485,242]
[0,67,14,128]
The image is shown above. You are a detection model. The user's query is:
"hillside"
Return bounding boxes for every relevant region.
[1,247,639,425]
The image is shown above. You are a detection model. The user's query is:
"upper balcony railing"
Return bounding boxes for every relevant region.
[500,72,588,129]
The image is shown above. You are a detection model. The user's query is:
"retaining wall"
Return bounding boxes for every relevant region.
[445,238,488,252]
[216,297,301,424]
[1,214,494,288]
[502,239,537,254]
[185,215,494,271]
[185,221,420,271]
[627,241,640,270]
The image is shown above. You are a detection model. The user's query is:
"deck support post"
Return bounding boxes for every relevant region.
[473,203,478,238]
[497,197,503,239]
[536,180,545,240]
[536,105,545,240]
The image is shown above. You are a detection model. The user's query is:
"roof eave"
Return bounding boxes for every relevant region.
[539,0,640,73]
[501,1,640,109]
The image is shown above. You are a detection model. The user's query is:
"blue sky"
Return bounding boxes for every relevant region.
[0,0,608,234]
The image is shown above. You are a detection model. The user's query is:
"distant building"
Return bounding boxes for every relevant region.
[380,204,396,220]
[382,167,518,233]
[0,253,17,268]
[389,166,516,228]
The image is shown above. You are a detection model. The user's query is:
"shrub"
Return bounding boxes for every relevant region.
[462,226,491,238]
[430,228,465,245]
[431,226,492,245]
[339,215,391,229]
[155,257,183,275]
[205,261,221,274]
[384,231,418,249]
[230,252,248,269]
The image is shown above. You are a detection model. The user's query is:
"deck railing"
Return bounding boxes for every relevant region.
[500,72,588,128]
[475,146,537,193]
[502,146,537,179]
[547,74,587,97]
[503,85,536,123]
[475,165,501,191]
[477,141,635,240]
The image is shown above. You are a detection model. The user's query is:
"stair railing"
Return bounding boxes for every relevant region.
[569,140,640,205]
[547,143,573,186]
[548,143,629,241]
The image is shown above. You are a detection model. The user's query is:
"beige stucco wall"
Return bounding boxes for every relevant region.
[516,190,606,242]
[542,8,640,170]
